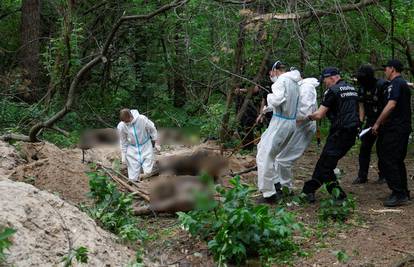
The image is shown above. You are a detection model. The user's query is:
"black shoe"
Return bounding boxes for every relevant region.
[352,177,368,184]
[256,193,281,204]
[375,177,386,184]
[383,193,409,207]
[303,192,316,203]
[275,183,294,197]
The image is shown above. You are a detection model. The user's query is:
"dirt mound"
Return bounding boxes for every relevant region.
[10,140,254,206]
[0,141,24,177]
[11,142,92,205]
[10,142,122,205]
[0,178,141,266]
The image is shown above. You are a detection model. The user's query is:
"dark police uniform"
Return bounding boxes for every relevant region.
[376,75,412,197]
[303,79,360,196]
[357,79,389,181]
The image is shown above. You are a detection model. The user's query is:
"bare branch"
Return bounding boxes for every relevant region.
[213,0,255,4]
[0,133,31,142]
[24,0,188,142]
[249,0,380,23]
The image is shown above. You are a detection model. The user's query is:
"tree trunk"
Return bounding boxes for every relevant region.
[20,0,41,102]
[219,21,246,143]
[173,19,186,108]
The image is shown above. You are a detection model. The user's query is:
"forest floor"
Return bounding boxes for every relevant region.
[4,139,414,266]
[139,143,414,267]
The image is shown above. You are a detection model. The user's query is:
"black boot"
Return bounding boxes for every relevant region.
[375,177,386,184]
[274,183,294,197]
[256,193,281,204]
[383,192,409,207]
[301,192,316,203]
[352,177,368,184]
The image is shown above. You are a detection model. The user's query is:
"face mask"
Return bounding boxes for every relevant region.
[270,76,278,83]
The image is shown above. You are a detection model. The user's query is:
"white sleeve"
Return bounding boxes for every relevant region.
[117,122,128,156]
[142,116,158,141]
[267,78,287,109]
[297,85,317,120]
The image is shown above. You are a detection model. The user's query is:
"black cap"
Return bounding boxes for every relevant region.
[267,60,286,72]
[320,67,340,81]
[382,59,404,72]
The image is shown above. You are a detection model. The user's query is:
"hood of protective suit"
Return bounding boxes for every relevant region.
[130,109,140,123]
[299,77,320,87]
[280,70,302,83]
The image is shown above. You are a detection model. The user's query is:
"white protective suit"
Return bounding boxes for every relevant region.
[275,78,319,189]
[256,70,301,198]
[117,110,158,181]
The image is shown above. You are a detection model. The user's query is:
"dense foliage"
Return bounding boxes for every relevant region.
[178,176,303,266]
[0,0,413,145]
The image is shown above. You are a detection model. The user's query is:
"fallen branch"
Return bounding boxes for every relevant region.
[0,133,30,142]
[231,166,257,176]
[98,164,150,202]
[47,126,70,137]
[370,209,403,214]
[249,0,380,23]
[392,248,414,255]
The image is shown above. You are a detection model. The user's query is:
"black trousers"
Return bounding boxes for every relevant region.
[376,127,410,196]
[303,127,358,194]
[358,127,379,179]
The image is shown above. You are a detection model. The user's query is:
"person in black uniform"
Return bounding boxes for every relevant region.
[302,67,360,203]
[353,64,389,184]
[372,59,412,207]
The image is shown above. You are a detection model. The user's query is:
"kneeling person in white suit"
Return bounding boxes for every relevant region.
[117,109,159,182]
[275,75,319,193]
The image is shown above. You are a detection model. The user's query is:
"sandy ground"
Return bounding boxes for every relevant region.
[0,141,144,267]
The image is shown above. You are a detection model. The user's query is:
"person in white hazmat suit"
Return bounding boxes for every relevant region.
[275,74,319,192]
[117,109,160,182]
[256,61,301,203]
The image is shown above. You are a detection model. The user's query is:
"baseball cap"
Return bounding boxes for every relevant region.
[382,59,404,72]
[320,67,340,81]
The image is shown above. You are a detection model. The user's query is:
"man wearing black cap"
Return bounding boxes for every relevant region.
[353,64,389,184]
[302,67,360,203]
[372,59,412,207]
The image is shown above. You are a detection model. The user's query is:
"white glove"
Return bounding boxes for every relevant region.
[121,153,126,164]
[262,105,273,114]
[155,144,161,152]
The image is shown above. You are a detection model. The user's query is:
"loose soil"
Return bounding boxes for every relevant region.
[2,139,414,266]
[141,144,414,267]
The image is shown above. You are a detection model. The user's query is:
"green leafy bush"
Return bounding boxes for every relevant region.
[0,227,16,264]
[332,250,350,263]
[319,185,356,222]
[178,176,302,266]
[61,246,89,267]
[85,171,147,243]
